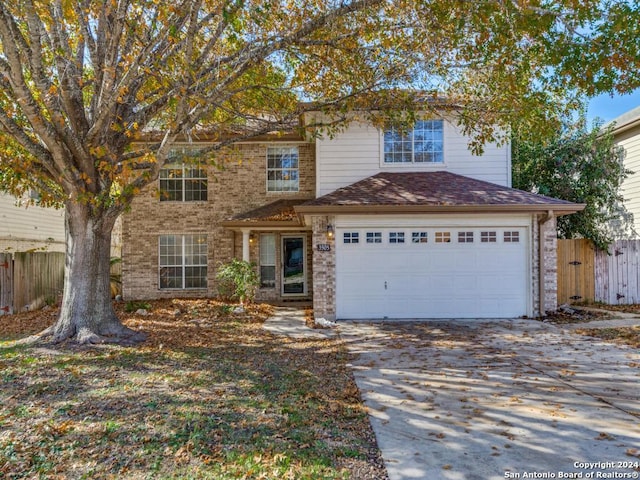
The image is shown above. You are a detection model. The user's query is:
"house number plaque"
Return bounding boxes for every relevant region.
[316,244,331,252]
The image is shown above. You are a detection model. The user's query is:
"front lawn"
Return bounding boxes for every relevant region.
[0,299,386,479]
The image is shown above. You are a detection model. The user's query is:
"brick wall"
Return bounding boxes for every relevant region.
[542,215,558,313]
[531,213,559,316]
[122,142,315,301]
[310,215,336,320]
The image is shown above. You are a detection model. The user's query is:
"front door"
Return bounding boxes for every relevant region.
[282,236,306,295]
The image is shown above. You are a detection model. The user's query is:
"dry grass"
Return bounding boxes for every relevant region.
[0,299,386,479]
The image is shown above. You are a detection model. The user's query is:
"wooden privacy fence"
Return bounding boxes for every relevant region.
[0,252,65,315]
[558,238,640,305]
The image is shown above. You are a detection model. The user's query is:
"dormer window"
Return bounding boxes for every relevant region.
[384,120,444,164]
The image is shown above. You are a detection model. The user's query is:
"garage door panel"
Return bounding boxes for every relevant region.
[336,226,528,319]
[430,254,451,269]
[338,294,387,318]
[454,275,480,291]
[339,274,384,295]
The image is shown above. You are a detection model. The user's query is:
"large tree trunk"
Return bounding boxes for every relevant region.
[41,201,145,345]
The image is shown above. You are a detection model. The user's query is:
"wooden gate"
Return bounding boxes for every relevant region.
[0,253,13,315]
[557,239,595,304]
[595,240,640,304]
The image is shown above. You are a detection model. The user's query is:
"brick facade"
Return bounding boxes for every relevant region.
[542,215,559,313]
[122,139,566,317]
[531,213,559,316]
[121,142,315,301]
[310,215,336,320]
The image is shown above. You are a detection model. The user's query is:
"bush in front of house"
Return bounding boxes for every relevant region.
[216,259,258,305]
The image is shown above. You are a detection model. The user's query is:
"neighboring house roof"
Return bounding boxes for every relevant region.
[296,172,585,215]
[221,199,308,228]
[605,105,640,135]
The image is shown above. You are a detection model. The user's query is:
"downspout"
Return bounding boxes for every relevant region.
[537,210,554,316]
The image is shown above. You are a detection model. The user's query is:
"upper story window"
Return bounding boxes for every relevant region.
[159,147,208,202]
[267,147,299,192]
[159,164,208,202]
[384,120,444,164]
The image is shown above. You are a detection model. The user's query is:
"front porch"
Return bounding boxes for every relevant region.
[222,199,314,303]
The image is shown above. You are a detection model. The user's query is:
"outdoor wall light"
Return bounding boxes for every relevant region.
[327,224,334,238]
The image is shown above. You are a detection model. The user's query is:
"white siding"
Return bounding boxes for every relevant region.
[618,126,640,233]
[316,119,511,196]
[0,193,65,252]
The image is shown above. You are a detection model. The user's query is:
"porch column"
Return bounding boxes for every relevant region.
[241,229,251,262]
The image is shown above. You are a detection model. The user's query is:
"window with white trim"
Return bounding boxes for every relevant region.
[435,231,451,243]
[384,120,444,163]
[260,234,276,288]
[481,231,497,243]
[267,147,299,192]
[389,232,405,243]
[412,232,428,243]
[366,232,382,243]
[159,164,208,201]
[458,231,474,243]
[343,232,359,244]
[159,234,207,289]
[504,231,520,243]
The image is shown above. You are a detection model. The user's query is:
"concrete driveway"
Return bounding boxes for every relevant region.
[338,319,640,480]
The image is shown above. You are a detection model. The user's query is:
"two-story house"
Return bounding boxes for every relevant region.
[121,113,584,319]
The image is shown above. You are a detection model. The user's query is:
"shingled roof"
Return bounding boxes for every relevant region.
[296,172,584,215]
[221,199,308,228]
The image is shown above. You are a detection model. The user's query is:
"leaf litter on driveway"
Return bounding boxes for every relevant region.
[339,319,640,480]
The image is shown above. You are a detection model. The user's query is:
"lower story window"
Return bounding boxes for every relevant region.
[159,234,207,289]
[458,231,474,243]
[343,232,359,243]
[504,231,520,243]
[389,232,405,243]
[412,232,428,243]
[366,232,382,243]
[260,233,276,288]
[481,231,497,243]
[435,231,451,243]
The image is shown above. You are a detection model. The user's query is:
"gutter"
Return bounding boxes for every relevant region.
[295,204,586,225]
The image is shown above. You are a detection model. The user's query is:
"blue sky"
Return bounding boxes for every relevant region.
[587,88,640,124]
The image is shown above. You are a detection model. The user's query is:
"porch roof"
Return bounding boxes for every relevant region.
[221,199,308,229]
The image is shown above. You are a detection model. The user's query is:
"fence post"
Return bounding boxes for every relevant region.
[0,253,13,315]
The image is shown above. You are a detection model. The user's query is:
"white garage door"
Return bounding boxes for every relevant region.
[336,226,529,319]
